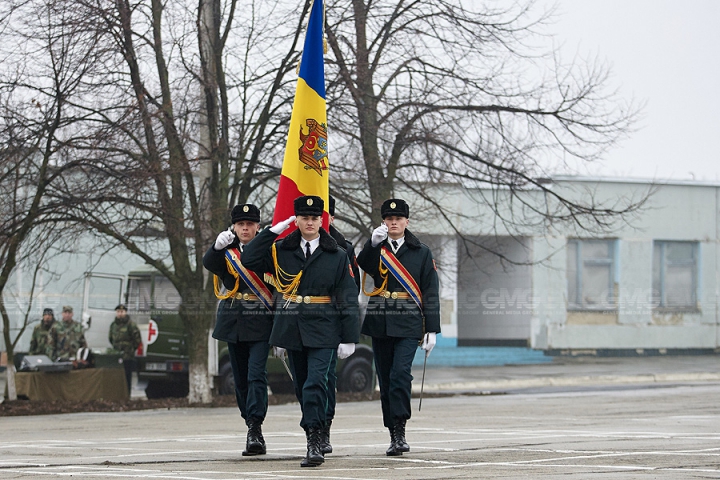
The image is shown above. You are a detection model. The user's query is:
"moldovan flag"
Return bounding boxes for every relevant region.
[272,0,329,236]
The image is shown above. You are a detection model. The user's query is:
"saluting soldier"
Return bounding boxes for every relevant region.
[320,195,361,454]
[203,203,275,457]
[47,305,87,362]
[241,195,360,468]
[109,304,142,395]
[29,308,55,356]
[356,198,441,456]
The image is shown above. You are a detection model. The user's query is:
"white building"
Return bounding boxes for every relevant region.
[415,176,720,354]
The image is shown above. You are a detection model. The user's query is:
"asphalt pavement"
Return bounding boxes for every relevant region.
[3,352,720,479]
[2,361,720,479]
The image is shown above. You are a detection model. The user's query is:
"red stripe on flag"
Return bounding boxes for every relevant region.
[272,175,329,239]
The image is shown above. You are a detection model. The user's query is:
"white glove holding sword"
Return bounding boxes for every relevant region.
[420,332,436,356]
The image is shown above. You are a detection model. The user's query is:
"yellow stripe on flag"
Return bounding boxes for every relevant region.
[280,77,329,199]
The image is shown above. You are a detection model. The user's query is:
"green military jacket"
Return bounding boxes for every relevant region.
[47,320,88,361]
[29,320,54,355]
[108,316,142,360]
[357,229,441,340]
[202,240,275,344]
[241,228,360,351]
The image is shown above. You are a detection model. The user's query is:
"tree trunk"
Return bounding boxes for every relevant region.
[187,343,211,404]
[5,364,17,402]
[2,303,18,401]
[180,290,216,403]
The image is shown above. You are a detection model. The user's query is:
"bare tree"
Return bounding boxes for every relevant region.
[0,0,103,399]
[323,0,645,237]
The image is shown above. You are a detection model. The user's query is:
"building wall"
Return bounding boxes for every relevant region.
[533,179,719,351]
[405,178,720,351]
[456,236,532,346]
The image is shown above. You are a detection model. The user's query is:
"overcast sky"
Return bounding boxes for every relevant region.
[544,0,720,181]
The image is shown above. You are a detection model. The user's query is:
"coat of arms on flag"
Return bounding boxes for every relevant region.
[299,118,328,176]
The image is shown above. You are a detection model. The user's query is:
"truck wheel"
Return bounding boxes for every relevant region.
[338,356,374,393]
[218,361,235,396]
[145,380,189,399]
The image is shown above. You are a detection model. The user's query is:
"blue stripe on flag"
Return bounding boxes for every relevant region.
[298,0,326,99]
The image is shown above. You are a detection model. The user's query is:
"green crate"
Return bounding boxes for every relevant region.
[93,353,124,369]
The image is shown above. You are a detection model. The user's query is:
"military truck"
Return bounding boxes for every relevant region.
[84,267,374,398]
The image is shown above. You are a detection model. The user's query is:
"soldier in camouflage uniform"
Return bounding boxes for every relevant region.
[47,305,87,362]
[29,308,55,355]
[108,304,141,395]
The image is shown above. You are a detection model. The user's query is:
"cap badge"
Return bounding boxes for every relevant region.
[390,202,396,209]
[307,198,313,206]
[242,206,249,212]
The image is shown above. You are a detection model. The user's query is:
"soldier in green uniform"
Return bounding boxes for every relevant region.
[108,304,141,395]
[321,195,361,454]
[47,305,88,362]
[29,308,55,355]
[203,203,275,457]
[241,195,360,467]
[356,198,441,456]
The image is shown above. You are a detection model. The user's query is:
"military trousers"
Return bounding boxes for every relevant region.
[122,358,137,396]
[227,340,270,424]
[288,347,334,430]
[372,336,417,429]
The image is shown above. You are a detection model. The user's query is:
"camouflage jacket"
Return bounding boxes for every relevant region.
[108,316,141,360]
[29,320,54,355]
[47,320,88,361]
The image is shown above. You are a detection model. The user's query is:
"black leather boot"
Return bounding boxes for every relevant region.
[393,419,410,453]
[242,417,266,456]
[319,420,332,454]
[386,426,401,456]
[386,419,410,456]
[300,426,324,467]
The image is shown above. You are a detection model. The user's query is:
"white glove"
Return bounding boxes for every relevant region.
[420,332,436,355]
[269,215,297,234]
[371,223,388,247]
[337,343,355,360]
[214,230,235,250]
[273,346,286,359]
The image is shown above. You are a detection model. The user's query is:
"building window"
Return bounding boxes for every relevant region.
[652,241,699,310]
[567,239,616,309]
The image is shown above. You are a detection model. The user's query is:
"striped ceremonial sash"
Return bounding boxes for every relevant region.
[226,248,274,311]
[380,246,423,310]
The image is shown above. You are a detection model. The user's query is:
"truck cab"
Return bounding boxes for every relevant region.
[125,266,190,398]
